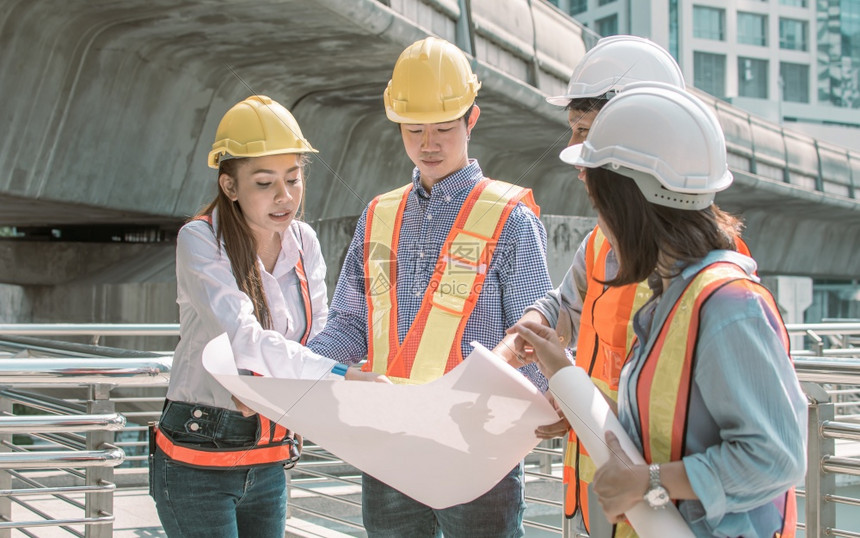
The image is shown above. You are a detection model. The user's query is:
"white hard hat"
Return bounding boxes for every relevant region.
[559,83,732,210]
[547,36,685,106]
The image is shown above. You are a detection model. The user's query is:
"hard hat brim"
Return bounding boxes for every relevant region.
[559,144,592,168]
[546,94,573,107]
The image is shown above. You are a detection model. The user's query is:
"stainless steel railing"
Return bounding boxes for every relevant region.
[0,384,130,538]
[3,322,860,537]
[0,325,566,536]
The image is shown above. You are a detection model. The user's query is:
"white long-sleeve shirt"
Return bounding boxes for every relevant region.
[167,211,336,410]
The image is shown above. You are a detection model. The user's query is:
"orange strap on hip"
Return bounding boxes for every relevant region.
[154,425,296,469]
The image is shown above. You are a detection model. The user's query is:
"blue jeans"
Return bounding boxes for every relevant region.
[362,463,525,538]
[151,448,286,538]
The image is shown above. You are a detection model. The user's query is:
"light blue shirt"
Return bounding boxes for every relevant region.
[619,250,807,537]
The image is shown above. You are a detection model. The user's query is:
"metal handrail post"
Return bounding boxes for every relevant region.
[86,384,114,538]
[802,381,836,536]
[0,394,10,538]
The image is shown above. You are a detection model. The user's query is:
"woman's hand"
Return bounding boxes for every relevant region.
[494,310,549,367]
[344,367,393,384]
[592,431,649,523]
[231,396,256,417]
[509,320,572,379]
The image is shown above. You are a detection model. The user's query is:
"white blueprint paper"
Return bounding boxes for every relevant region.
[202,334,559,509]
[549,366,694,537]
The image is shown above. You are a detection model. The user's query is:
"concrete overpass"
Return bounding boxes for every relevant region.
[1,0,859,333]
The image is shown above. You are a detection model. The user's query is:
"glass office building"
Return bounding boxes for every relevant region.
[545,0,860,129]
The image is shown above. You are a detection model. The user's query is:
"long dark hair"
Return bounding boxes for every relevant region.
[196,155,309,329]
[585,167,743,287]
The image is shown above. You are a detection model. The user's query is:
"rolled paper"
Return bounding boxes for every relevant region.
[548,366,695,538]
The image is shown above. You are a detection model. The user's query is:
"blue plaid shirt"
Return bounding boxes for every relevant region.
[308,160,552,390]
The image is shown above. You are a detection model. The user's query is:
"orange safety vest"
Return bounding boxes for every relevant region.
[362,179,539,384]
[563,226,754,532]
[155,216,313,468]
[630,261,795,538]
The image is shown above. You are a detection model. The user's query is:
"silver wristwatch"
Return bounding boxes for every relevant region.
[643,463,670,509]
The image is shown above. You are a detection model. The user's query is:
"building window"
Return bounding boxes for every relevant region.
[598,0,617,5]
[694,51,726,99]
[738,12,768,46]
[669,0,679,58]
[568,0,587,15]
[596,14,618,37]
[780,0,807,6]
[693,6,726,41]
[780,18,808,50]
[781,62,810,102]
[738,57,769,98]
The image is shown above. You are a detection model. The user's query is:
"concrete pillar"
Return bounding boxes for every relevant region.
[762,275,813,350]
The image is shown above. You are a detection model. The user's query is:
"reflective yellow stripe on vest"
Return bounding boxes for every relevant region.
[641,263,748,464]
[364,184,411,376]
[410,180,524,382]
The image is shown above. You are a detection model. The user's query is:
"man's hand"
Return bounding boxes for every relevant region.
[535,392,571,439]
[231,396,256,417]
[493,333,532,367]
[344,367,393,384]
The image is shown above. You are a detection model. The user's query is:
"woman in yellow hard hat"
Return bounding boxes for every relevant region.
[150,95,383,538]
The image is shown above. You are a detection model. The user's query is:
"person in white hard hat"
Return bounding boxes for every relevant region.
[494,35,725,537]
[308,36,553,537]
[512,83,806,537]
[151,95,385,538]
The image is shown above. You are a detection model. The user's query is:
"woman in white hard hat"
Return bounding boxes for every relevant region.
[512,84,806,537]
[150,95,383,538]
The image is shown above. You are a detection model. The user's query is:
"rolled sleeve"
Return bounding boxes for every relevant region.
[527,233,587,340]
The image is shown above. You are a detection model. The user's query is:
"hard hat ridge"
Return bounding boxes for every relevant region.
[208,95,317,169]
[384,37,481,124]
[548,35,685,106]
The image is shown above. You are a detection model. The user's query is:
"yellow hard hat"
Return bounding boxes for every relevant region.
[383,37,481,124]
[208,95,317,169]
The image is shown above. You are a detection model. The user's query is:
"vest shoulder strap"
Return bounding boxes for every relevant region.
[365,179,537,383]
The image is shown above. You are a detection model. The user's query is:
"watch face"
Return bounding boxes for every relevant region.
[645,486,670,508]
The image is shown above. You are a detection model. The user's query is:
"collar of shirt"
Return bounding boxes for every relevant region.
[210,207,302,278]
[637,249,758,336]
[410,159,483,200]
[644,249,759,296]
[678,249,758,282]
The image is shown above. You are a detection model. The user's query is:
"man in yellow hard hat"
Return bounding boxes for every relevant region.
[309,36,553,536]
